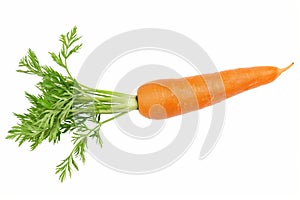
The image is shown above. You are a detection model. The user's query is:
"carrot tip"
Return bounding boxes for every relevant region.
[280,62,294,73]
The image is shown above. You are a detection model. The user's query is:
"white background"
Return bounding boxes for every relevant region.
[0,0,299,199]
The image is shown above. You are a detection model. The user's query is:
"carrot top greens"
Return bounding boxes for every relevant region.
[7,27,138,182]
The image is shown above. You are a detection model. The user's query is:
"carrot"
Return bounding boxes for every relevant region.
[9,27,295,182]
[137,63,294,119]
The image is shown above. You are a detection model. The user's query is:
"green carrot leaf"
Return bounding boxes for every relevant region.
[7,26,138,182]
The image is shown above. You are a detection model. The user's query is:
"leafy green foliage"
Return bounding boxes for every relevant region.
[7,27,138,182]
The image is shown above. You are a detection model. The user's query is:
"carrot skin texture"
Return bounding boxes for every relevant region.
[137,64,292,119]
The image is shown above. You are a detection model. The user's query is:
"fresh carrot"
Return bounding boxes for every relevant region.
[137,63,294,119]
[8,26,294,182]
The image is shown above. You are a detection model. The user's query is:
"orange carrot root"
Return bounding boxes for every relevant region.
[137,63,293,119]
[279,62,294,73]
